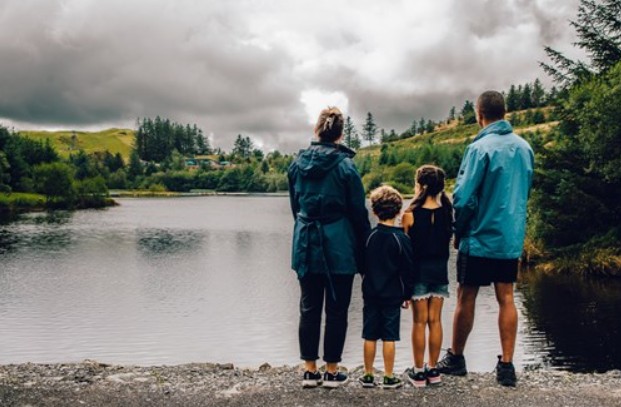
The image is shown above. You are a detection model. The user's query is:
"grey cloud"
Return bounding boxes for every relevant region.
[0,0,306,149]
[0,0,581,152]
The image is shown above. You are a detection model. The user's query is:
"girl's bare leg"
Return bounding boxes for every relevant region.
[412,299,429,368]
[427,297,445,367]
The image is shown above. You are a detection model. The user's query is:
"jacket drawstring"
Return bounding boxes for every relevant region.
[298,214,339,302]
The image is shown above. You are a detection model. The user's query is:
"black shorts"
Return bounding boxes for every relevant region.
[457,253,519,286]
[362,302,401,341]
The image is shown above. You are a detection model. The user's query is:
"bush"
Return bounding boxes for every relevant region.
[75,176,109,208]
[160,171,195,192]
[217,168,243,192]
[33,162,76,204]
[362,171,384,193]
[108,169,129,189]
[532,61,621,256]
[391,162,416,188]
[194,170,221,190]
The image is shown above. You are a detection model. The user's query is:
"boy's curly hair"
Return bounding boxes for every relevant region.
[370,185,403,221]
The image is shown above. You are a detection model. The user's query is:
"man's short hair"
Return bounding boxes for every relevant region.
[477,91,506,121]
[370,185,403,221]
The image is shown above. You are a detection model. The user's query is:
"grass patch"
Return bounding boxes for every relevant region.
[0,192,46,215]
[19,128,135,161]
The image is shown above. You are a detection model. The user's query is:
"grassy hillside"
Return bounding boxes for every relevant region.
[19,128,135,160]
[357,113,557,160]
[354,108,558,195]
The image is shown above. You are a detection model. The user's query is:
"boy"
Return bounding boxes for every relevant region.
[359,185,415,389]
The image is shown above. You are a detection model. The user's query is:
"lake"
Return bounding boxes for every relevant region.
[1,196,620,373]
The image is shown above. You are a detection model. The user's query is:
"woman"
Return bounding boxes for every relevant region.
[288,106,370,388]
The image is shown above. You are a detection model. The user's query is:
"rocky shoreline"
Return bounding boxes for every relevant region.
[1,361,620,407]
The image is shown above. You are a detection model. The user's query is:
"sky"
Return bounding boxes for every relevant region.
[0,0,583,152]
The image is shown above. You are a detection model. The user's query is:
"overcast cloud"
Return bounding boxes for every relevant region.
[0,0,581,151]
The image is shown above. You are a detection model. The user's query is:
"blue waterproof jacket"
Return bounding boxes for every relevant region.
[288,142,370,279]
[453,120,534,259]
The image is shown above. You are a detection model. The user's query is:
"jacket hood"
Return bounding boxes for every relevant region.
[295,142,355,179]
[474,120,513,142]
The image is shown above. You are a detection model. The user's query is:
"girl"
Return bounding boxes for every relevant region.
[402,165,453,387]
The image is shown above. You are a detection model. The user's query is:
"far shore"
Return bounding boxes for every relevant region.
[1,361,620,407]
[109,190,290,198]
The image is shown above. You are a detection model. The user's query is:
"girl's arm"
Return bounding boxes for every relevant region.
[402,211,414,234]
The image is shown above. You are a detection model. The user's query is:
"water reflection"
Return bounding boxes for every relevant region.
[519,272,621,372]
[0,211,75,257]
[1,197,620,372]
[0,229,18,255]
[28,211,73,226]
[137,228,204,256]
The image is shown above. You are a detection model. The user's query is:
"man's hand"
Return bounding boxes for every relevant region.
[401,300,411,309]
[453,236,460,250]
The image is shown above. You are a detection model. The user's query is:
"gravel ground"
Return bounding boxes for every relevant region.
[1,361,621,407]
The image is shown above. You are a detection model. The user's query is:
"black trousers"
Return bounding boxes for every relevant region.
[298,273,354,363]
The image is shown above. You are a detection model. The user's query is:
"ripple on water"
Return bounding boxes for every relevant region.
[1,197,621,372]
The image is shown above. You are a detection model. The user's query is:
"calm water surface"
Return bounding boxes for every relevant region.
[1,197,620,372]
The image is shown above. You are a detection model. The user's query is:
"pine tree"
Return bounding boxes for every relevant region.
[380,129,388,143]
[407,120,417,137]
[128,150,143,181]
[541,0,621,85]
[425,119,435,133]
[449,106,456,122]
[195,129,211,155]
[350,132,362,150]
[362,112,378,145]
[343,116,357,149]
[506,85,519,112]
[532,78,546,107]
[232,135,253,160]
[418,117,426,134]
[547,86,559,104]
[379,144,389,165]
[521,83,533,110]
[461,101,476,124]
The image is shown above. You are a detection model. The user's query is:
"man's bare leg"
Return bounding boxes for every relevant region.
[494,282,517,363]
[451,284,479,355]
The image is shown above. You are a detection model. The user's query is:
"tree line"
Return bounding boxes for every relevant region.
[341,79,555,149]
[0,127,110,209]
[530,0,621,274]
[134,116,211,162]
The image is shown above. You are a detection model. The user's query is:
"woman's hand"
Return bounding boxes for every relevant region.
[401,300,411,309]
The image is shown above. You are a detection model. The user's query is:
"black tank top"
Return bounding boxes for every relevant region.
[408,207,452,284]
[408,207,451,259]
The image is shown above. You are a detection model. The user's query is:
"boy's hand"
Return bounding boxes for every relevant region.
[401,300,410,309]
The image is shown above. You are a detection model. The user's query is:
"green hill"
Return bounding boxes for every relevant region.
[19,128,135,160]
[354,108,557,194]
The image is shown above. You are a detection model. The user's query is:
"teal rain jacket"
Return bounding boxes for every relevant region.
[288,142,370,280]
[453,120,534,259]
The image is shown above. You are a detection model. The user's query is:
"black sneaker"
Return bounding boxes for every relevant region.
[495,356,517,387]
[358,373,376,388]
[425,366,442,386]
[323,371,348,388]
[382,375,403,389]
[406,368,427,388]
[437,349,467,376]
[302,370,322,388]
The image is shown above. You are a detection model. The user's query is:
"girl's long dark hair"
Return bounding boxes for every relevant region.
[406,165,453,232]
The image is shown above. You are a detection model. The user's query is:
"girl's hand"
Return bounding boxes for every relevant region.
[401,300,410,309]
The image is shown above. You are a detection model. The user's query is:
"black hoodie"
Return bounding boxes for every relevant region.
[288,142,370,278]
[363,224,415,306]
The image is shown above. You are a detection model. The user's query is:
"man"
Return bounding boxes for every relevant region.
[437,91,534,387]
